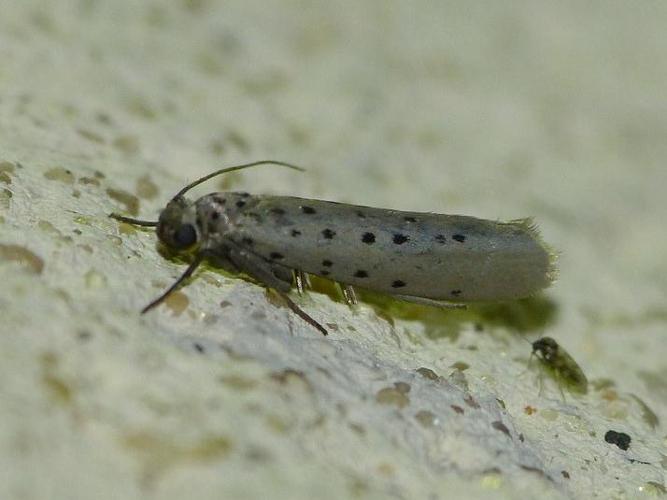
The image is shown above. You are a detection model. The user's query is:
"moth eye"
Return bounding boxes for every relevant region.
[173,223,197,249]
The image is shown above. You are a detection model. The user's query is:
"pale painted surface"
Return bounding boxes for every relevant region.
[1,2,666,499]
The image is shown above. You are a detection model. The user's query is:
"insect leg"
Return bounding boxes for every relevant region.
[278,293,328,336]
[537,366,545,397]
[142,253,205,313]
[294,270,311,295]
[336,283,358,307]
[392,294,467,310]
[226,243,327,336]
[554,371,567,402]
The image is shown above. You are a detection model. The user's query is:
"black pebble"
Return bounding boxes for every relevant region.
[604,430,631,451]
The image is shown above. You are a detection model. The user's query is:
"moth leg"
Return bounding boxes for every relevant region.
[294,270,311,295]
[226,244,326,335]
[392,294,467,310]
[336,283,358,307]
[206,253,241,274]
[278,292,327,336]
[227,246,292,292]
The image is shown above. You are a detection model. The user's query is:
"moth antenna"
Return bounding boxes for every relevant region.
[109,213,159,227]
[141,254,205,313]
[174,160,304,199]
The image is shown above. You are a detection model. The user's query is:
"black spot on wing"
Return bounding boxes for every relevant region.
[236,200,246,208]
[453,234,466,243]
[322,228,336,239]
[362,232,375,244]
[451,289,462,297]
[269,252,284,260]
[301,206,316,214]
[392,280,406,288]
[354,270,368,278]
[291,229,301,237]
[435,234,446,244]
[393,234,409,245]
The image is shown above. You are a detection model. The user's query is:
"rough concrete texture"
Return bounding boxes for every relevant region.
[1,1,666,499]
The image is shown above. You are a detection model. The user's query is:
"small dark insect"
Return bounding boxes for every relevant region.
[529,337,588,396]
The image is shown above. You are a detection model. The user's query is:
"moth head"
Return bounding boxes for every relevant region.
[532,336,558,361]
[156,196,201,253]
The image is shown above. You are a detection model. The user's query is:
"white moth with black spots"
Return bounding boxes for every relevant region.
[111,161,557,336]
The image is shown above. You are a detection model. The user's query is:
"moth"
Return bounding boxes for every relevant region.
[530,336,588,395]
[111,161,557,335]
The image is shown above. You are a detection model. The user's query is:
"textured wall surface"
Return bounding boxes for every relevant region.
[1,1,666,499]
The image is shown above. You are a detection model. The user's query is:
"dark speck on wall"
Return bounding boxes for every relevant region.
[605,430,631,451]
